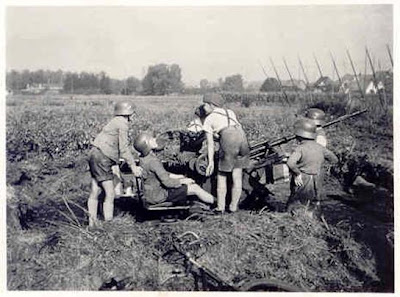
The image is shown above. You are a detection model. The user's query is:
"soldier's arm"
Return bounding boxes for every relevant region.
[151,158,182,189]
[118,124,136,168]
[323,147,339,164]
[286,148,302,176]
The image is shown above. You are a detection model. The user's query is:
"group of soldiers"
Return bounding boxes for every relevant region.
[86,93,340,227]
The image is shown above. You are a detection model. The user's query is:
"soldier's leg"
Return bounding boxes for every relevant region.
[187,183,215,204]
[229,168,243,212]
[217,172,228,211]
[88,178,101,227]
[112,165,122,196]
[101,179,116,221]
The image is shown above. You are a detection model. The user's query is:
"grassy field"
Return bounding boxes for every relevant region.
[5,94,393,291]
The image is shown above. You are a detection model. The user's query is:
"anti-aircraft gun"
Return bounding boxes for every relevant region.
[116,109,367,212]
[156,109,368,207]
[161,109,367,174]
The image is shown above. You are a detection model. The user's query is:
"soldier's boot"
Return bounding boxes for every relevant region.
[352,176,376,189]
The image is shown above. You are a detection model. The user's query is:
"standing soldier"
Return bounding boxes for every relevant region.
[87,101,142,227]
[286,119,338,217]
[202,93,250,213]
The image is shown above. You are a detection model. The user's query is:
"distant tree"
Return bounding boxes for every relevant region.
[222,74,244,92]
[168,64,184,93]
[142,64,183,95]
[63,72,80,93]
[121,76,142,95]
[32,69,45,84]
[260,77,280,92]
[200,79,209,90]
[218,78,224,90]
[99,72,112,94]
[6,70,23,90]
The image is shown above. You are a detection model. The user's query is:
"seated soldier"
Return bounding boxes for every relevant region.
[133,132,216,207]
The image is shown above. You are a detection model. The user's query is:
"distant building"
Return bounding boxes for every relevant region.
[365,80,385,94]
[340,71,392,94]
[281,79,307,91]
[340,74,385,95]
[21,83,63,95]
[313,76,334,92]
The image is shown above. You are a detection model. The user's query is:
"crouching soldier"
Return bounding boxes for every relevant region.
[134,133,216,207]
[286,119,338,217]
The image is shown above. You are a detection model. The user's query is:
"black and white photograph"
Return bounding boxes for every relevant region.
[2,1,397,294]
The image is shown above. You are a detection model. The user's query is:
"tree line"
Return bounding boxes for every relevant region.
[6,65,252,96]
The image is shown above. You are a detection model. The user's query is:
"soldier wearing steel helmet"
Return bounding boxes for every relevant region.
[286,119,338,217]
[305,108,327,147]
[87,101,142,227]
[134,133,215,207]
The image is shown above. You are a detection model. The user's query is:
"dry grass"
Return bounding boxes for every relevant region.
[7,198,379,291]
[5,94,392,291]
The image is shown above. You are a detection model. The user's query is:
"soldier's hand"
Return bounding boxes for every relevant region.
[294,174,303,186]
[180,178,195,185]
[206,161,214,176]
[131,166,143,177]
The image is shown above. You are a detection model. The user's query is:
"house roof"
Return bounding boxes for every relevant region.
[313,76,333,87]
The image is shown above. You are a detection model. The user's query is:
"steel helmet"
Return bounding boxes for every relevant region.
[114,101,135,116]
[305,108,325,126]
[134,133,152,156]
[294,119,316,140]
[203,93,225,108]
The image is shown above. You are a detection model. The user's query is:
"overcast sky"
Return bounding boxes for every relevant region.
[6,5,393,86]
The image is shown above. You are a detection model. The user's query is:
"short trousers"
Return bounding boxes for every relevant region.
[166,184,188,205]
[89,147,117,182]
[286,173,321,214]
[218,125,250,172]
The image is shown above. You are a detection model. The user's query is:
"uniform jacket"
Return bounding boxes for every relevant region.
[139,152,181,204]
[287,140,338,176]
[92,116,136,167]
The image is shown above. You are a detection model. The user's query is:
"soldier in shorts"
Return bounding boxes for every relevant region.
[286,119,338,217]
[88,102,142,227]
[202,93,250,213]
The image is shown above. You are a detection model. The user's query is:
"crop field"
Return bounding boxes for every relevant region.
[5,93,393,292]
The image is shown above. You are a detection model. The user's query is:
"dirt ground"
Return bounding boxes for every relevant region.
[260,173,394,292]
[6,95,393,291]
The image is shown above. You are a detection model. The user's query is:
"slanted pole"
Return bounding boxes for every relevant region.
[258,60,269,78]
[283,57,299,97]
[298,55,313,102]
[270,57,291,106]
[346,49,365,101]
[313,53,324,78]
[298,56,310,87]
[330,51,343,88]
[366,47,387,110]
[386,44,393,67]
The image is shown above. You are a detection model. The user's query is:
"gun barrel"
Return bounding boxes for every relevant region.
[249,109,367,159]
[322,109,368,128]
